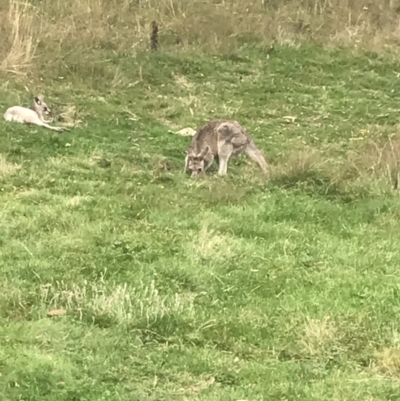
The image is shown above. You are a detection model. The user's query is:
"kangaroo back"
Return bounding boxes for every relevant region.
[188,119,225,155]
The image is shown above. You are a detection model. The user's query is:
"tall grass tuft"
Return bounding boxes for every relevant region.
[0,0,37,75]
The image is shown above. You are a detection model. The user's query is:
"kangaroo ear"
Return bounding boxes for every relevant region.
[34,96,41,105]
[186,147,195,156]
[198,146,210,159]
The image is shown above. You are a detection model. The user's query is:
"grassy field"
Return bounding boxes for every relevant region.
[2,3,400,398]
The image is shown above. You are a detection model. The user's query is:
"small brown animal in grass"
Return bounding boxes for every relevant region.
[184,119,270,178]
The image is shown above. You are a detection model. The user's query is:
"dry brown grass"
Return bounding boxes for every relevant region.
[345,136,400,188]
[0,154,21,179]
[273,146,327,178]
[0,0,37,75]
[272,134,400,192]
[373,347,400,378]
[55,103,87,128]
[300,316,339,359]
[1,0,400,78]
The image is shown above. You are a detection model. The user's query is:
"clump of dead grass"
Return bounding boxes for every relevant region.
[273,146,326,177]
[0,154,21,179]
[300,316,339,360]
[345,136,400,188]
[373,347,400,378]
[272,146,334,190]
[273,135,400,195]
[39,279,196,326]
[56,104,87,128]
[0,0,37,75]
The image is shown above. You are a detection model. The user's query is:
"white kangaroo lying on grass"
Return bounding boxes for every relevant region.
[3,95,68,132]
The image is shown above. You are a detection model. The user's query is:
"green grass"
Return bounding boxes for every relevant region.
[1,43,400,400]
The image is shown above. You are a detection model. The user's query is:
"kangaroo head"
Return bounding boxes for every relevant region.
[33,95,52,120]
[186,146,210,178]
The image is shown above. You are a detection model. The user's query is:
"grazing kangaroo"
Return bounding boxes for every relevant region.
[184,119,270,178]
[3,95,67,132]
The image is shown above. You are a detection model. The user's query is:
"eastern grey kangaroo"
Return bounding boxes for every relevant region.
[4,95,67,132]
[184,119,269,178]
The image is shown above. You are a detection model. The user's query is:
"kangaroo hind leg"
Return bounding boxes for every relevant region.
[41,121,67,132]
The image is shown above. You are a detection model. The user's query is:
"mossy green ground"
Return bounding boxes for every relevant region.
[1,44,400,400]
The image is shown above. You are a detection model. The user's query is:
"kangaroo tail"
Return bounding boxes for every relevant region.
[246,140,270,176]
